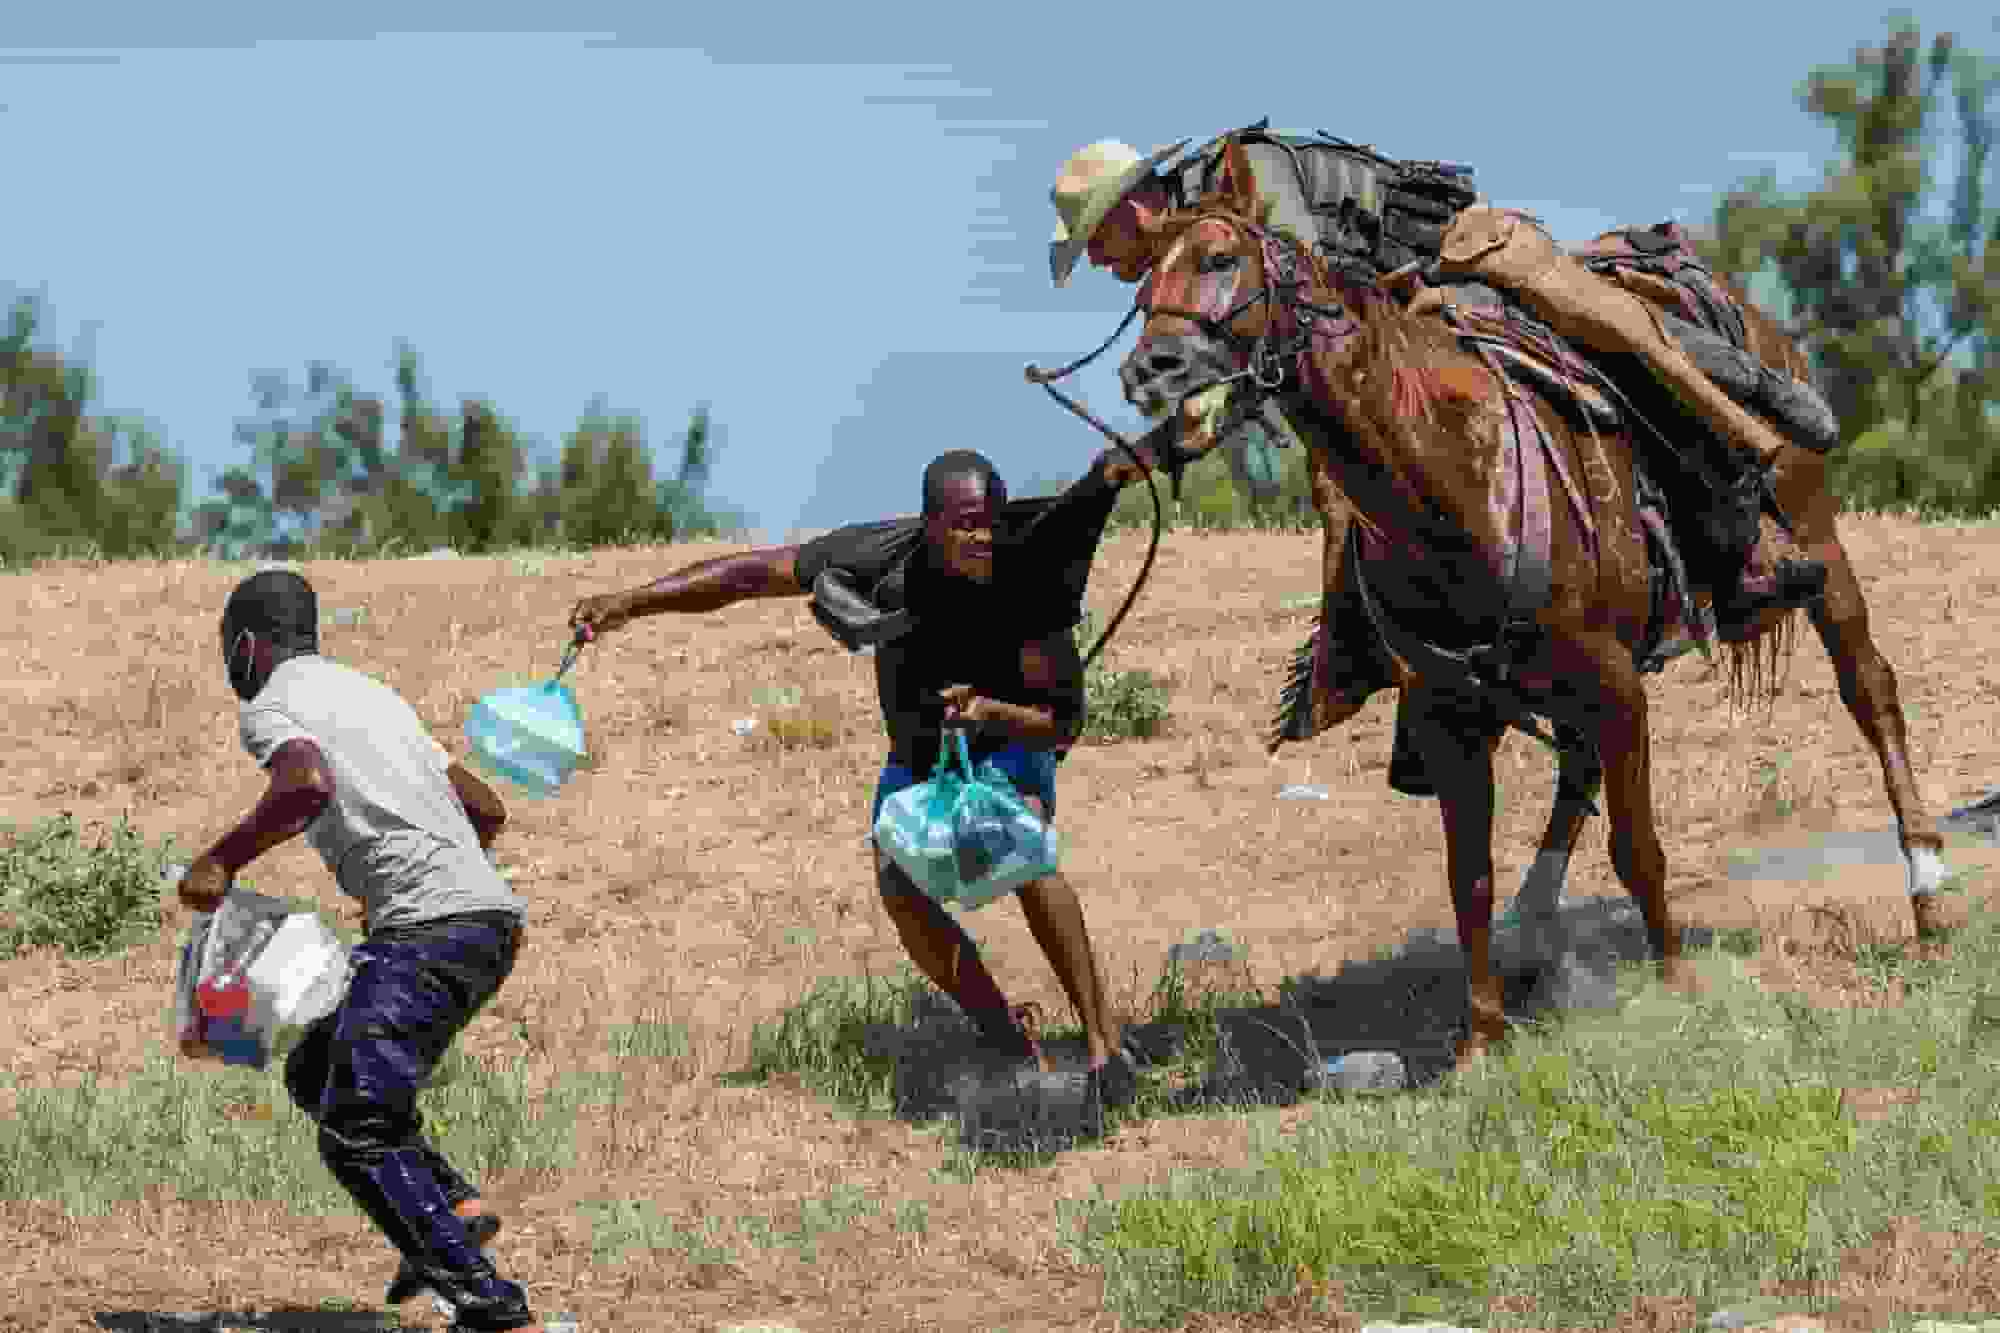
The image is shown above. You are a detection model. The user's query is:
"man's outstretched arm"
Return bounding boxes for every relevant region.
[569,545,806,636]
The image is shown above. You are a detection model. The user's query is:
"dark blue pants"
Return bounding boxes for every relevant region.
[285,910,532,1330]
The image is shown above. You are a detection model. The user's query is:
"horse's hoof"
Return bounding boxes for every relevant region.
[1452,1034,1492,1072]
[1912,893,1959,950]
[1662,957,1704,998]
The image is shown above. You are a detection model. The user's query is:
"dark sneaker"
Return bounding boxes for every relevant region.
[432,1281,537,1330]
[386,1212,502,1306]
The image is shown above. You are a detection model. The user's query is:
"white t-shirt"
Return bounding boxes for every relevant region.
[238,654,527,931]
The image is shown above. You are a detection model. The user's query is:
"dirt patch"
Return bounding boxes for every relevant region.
[5,517,2000,1330]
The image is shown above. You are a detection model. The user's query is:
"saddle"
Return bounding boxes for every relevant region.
[1427,297,1625,435]
[1429,298,1717,677]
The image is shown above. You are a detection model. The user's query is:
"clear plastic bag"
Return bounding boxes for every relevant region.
[170,883,352,1069]
[874,731,1061,911]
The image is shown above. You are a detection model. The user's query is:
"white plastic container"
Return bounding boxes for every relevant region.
[244,910,352,1030]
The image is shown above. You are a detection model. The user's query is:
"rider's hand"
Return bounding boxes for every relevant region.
[569,591,637,638]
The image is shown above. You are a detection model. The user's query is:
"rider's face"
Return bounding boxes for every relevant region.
[1087,181,1169,283]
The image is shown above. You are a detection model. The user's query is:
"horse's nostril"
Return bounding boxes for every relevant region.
[1146,351,1186,376]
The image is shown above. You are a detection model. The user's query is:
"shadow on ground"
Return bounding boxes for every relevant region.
[95,1313,397,1332]
[866,792,2000,1152]
[864,894,1734,1151]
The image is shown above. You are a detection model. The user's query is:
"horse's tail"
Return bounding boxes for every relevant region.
[1268,620,1321,753]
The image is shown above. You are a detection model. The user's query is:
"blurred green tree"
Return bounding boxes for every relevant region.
[0,297,188,561]
[1705,15,1998,512]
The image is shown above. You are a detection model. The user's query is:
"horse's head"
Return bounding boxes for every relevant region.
[1118,137,1348,456]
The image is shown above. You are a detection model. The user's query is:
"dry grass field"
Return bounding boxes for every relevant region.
[6,513,2000,1332]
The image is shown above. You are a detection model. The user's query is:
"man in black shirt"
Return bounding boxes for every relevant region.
[567,445,1154,1111]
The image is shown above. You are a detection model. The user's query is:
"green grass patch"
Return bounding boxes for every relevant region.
[0,1046,586,1216]
[579,1196,736,1265]
[733,1181,880,1259]
[0,813,177,958]
[719,966,934,1111]
[1074,612,1171,741]
[607,1016,692,1060]
[1062,907,2000,1328]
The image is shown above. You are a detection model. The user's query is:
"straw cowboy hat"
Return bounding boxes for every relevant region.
[1048,137,1192,287]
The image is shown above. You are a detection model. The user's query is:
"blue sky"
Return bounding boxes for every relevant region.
[5,2,1995,539]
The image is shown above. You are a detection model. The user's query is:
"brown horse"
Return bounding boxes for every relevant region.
[1117,138,1949,1069]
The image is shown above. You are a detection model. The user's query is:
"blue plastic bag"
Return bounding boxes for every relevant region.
[874,730,1061,910]
[466,635,590,798]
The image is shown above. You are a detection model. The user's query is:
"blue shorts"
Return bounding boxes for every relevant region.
[870,743,1061,828]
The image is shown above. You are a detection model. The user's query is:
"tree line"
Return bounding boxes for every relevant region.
[2,15,1993,564]
[0,318,742,564]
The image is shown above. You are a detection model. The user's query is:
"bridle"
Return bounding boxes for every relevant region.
[1016,206,1357,673]
[1136,211,1363,396]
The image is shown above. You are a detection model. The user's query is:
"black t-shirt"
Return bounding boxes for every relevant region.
[793,473,1121,774]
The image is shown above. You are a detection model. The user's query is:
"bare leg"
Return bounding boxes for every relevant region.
[1013,796,1120,1067]
[1405,692,1508,1069]
[875,847,1032,1053]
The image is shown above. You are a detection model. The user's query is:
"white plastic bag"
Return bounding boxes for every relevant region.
[171,885,353,1069]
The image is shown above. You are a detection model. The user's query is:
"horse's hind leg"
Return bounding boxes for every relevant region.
[1404,691,1510,1068]
[1795,506,1951,924]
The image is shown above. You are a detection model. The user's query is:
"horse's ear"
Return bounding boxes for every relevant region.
[1215,137,1260,214]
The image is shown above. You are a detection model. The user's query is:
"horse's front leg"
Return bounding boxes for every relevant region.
[1787,471,1952,932]
[1405,690,1510,1069]
[1578,638,1695,993]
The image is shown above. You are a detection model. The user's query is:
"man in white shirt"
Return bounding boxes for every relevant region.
[174,569,552,1331]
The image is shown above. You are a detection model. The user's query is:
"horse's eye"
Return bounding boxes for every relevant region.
[1197,253,1241,276]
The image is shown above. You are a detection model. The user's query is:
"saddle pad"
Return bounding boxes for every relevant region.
[1429,302,1624,434]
